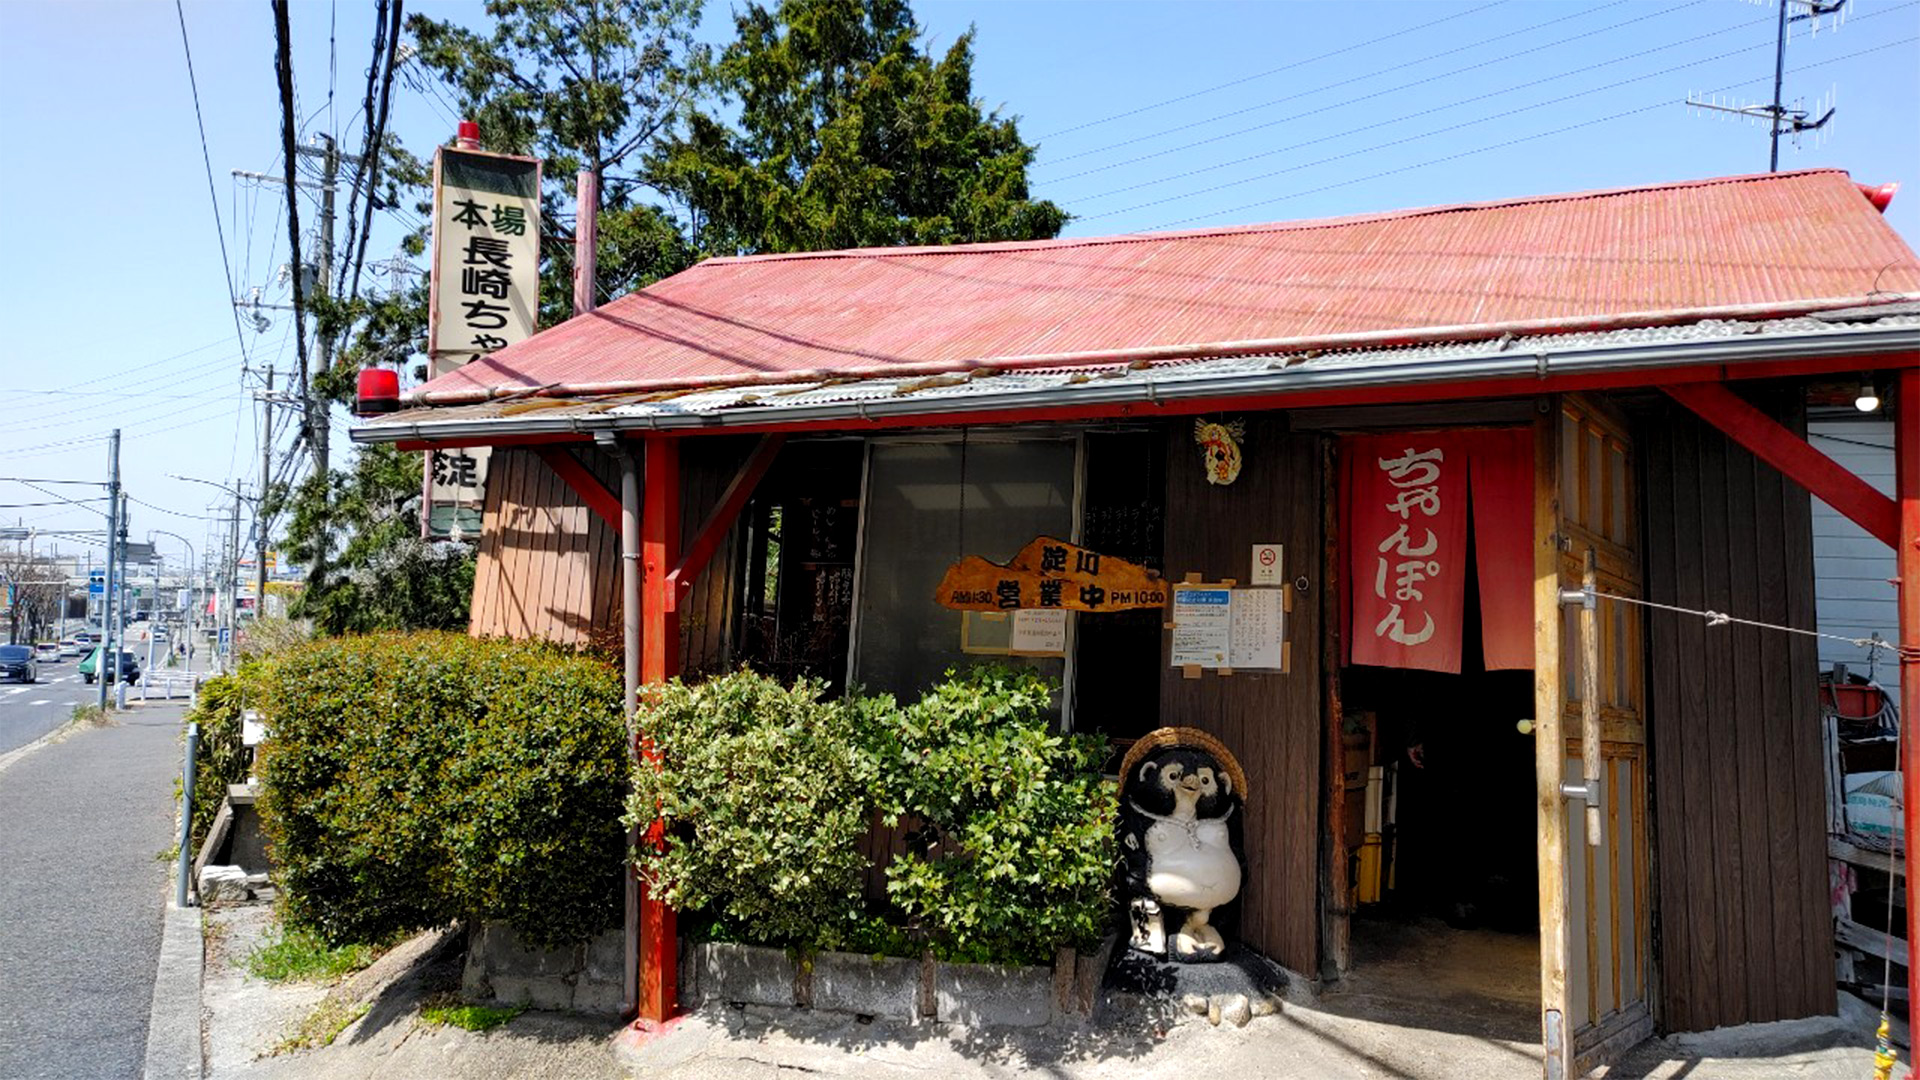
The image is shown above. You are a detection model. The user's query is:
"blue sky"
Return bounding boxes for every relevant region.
[3,0,1916,570]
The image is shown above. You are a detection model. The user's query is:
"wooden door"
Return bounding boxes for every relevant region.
[1536,396,1653,1078]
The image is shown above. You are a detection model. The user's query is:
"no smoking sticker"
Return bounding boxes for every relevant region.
[1251,543,1284,586]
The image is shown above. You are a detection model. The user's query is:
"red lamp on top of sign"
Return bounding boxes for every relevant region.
[355,367,400,416]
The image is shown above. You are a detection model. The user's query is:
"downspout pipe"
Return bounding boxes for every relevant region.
[615,435,642,1018]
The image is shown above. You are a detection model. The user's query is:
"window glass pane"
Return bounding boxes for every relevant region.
[854,439,1075,706]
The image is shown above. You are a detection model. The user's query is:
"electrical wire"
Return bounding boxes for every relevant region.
[1036,0,1510,141]
[1042,0,1657,175]
[175,1,252,368]
[1139,33,1917,231]
[1052,1,1756,193]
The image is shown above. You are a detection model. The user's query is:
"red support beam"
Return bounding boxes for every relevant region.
[533,445,624,531]
[1896,368,1919,1030]
[1664,381,1900,548]
[636,435,680,1025]
[666,434,786,602]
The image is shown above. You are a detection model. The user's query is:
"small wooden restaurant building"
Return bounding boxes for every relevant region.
[354,168,1920,1076]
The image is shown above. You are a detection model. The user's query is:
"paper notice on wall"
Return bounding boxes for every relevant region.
[1010,608,1068,656]
[1170,586,1233,668]
[1229,588,1286,670]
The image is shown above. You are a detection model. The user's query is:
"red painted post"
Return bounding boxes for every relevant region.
[1896,367,1919,1031]
[637,435,680,1025]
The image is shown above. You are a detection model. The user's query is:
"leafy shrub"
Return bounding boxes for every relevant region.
[256,632,626,948]
[631,665,1116,965]
[880,665,1117,965]
[627,672,889,953]
[182,667,265,856]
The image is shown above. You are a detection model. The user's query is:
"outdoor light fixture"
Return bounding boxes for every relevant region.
[1854,373,1881,413]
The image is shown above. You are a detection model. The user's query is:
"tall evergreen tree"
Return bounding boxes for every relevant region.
[656,0,1067,255]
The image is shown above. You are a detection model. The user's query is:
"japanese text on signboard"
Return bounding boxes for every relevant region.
[935,536,1167,613]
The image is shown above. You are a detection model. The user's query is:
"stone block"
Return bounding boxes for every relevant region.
[197,864,253,904]
[935,961,1054,1028]
[489,974,574,1012]
[470,922,580,979]
[810,951,922,1021]
[700,942,800,1008]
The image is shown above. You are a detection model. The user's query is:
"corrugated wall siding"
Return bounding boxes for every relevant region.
[1808,419,1900,697]
[1639,395,1832,1032]
[468,441,752,675]
[1157,417,1324,976]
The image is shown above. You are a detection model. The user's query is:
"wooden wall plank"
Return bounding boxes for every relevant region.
[1157,416,1322,975]
[1640,394,1833,1033]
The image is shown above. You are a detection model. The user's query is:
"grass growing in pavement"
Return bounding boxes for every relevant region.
[419,994,526,1033]
[247,925,379,982]
[272,998,369,1054]
[71,703,111,727]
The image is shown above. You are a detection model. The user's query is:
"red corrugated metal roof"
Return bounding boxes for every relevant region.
[417,169,1920,402]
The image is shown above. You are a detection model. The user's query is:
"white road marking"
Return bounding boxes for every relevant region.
[5,687,27,695]
[29,700,50,706]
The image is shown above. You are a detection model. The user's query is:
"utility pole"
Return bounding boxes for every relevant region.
[309,134,339,594]
[227,492,241,669]
[257,369,273,618]
[99,431,119,712]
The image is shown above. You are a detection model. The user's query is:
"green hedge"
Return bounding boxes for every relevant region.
[255,632,627,948]
[630,665,1116,965]
[181,668,263,857]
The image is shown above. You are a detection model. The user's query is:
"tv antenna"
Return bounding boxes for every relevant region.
[1686,0,1844,171]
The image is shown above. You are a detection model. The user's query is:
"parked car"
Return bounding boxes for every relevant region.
[34,642,61,663]
[79,648,139,685]
[0,645,39,684]
[72,630,97,645]
[58,639,81,658]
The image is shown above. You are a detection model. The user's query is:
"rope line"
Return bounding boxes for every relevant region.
[1580,589,1913,660]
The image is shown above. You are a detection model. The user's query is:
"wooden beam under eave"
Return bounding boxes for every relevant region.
[1663,381,1899,548]
[533,445,624,531]
[666,434,786,602]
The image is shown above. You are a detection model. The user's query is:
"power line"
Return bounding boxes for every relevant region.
[34,336,230,395]
[1049,0,1736,189]
[174,0,252,368]
[1036,0,1510,141]
[1042,0,1647,174]
[1097,14,1915,227]
[1141,33,1917,232]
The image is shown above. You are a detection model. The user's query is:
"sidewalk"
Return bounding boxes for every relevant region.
[189,902,1886,1080]
[0,701,187,1080]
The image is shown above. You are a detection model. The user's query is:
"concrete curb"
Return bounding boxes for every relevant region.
[143,901,204,1080]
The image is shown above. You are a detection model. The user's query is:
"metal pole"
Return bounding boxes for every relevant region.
[1769,0,1788,172]
[257,370,272,619]
[116,492,129,709]
[618,441,641,1018]
[227,492,241,668]
[99,431,119,712]
[144,556,158,700]
[176,722,199,908]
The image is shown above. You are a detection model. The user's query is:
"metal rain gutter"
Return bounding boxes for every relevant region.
[352,321,1920,445]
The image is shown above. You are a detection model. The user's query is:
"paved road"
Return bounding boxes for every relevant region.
[0,702,188,1080]
[0,660,106,754]
[0,651,200,755]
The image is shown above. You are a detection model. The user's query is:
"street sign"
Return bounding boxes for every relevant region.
[217,626,233,654]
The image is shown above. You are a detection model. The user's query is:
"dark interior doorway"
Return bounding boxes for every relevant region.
[1331,552,1541,1040]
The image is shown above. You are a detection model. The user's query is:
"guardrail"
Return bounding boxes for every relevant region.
[141,671,210,703]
